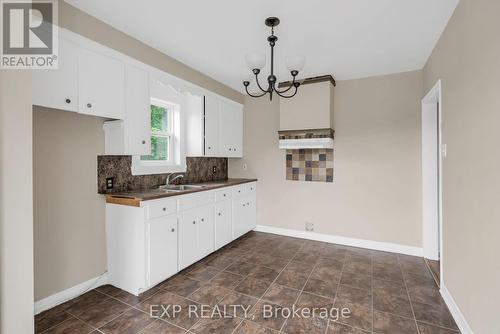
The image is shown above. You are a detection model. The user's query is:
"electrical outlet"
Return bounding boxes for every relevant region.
[106,177,114,189]
[305,222,314,231]
[212,166,217,174]
[242,163,248,171]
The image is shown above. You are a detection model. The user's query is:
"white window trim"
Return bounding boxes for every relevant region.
[131,96,187,175]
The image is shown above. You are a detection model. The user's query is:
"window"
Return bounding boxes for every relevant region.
[141,103,173,162]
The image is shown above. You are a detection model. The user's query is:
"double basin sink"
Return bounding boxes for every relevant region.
[157,184,216,193]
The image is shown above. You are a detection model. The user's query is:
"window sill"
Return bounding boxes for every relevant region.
[131,156,186,176]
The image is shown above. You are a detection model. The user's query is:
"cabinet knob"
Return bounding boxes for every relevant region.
[223,194,226,197]
[229,148,232,151]
[201,218,204,222]
[65,98,71,104]
[234,148,237,151]
[247,202,250,205]
[162,207,166,211]
[171,228,175,232]
[86,103,92,108]
[142,140,146,144]
[243,204,246,207]
[208,146,211,150]
[192,221,196,224]
[218,212,221,216]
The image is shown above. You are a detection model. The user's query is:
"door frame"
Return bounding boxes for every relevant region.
[421,80,443,285]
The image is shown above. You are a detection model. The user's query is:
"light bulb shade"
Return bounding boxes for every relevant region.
[286,55,305,72]
[245,52,266,70]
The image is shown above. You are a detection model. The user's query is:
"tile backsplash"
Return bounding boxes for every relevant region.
[97,156,228,194]
[286,149,334,182]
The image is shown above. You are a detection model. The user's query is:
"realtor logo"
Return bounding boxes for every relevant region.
[1,0,58,69]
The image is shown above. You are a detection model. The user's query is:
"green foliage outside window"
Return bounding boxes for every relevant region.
[141,104,170,161]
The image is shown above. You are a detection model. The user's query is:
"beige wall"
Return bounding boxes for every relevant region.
[230,70,423,247]
[59,1,243,104]
[423,0,500,332]
[0,71,34,333]
[33,108,107,301]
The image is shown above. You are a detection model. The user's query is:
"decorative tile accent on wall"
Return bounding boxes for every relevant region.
[279,128,334,140]
[286,149,334,182]
[97,156,228,194]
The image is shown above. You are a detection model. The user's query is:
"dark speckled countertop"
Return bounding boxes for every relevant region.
[105,178,257,207]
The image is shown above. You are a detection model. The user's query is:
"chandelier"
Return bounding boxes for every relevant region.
[242,17,305,101]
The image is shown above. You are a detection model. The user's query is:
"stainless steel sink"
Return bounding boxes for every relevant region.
[158,184,206,191]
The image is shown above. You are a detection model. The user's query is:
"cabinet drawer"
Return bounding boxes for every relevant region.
[146,198,177,220]
[232,182,256,198]
[232,184,246,197]
[178,191,214,212]
[215,188,232,202]
[244,182,256,194]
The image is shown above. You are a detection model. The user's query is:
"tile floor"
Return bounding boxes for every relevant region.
[35,231,459,334]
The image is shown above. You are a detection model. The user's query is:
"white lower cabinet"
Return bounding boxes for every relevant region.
[106,182,256,295]
[147,214,177,286]
[215,200,232,248]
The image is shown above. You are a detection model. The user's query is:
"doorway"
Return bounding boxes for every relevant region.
[421,80,443,287]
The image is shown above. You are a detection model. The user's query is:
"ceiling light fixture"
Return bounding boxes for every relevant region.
[242,17,305,101]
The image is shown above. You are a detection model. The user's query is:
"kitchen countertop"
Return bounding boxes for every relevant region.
[105,178,257,207]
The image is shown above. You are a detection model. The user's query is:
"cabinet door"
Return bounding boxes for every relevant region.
[125,65,151,155]
[244,196,257,232]
[219,101,243,157]
[178,210,199,270]
[204,95,220,156]
[78,48,125,119]
[197,204,215,257]
[215,200,232,249]
[233,198,248,239]
[33,37,78,112]
[147,214,177,287]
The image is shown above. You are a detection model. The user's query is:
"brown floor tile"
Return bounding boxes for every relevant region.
[333,300,372,332]
[303,278,337,299]
[190,316,242,334]
[210,271,245,288]
[310,265,341,282]
[373,264,404,283]
[96,284,122,297]
[372,252,399,266]
[328,322,370,333]
[234,320,278,334]
[275,268,308,290]
[188,283,232,305]
[64,290,110,316]
[295,291,333,309]
[343,261,372,275]
[282,316,329,334]
[293,250,321,264]
[217,292,259,317]
[203,254,235,269]
[404,272,437,290]
[35,306,72,333]
[340,272,372,291]
[234,277,271,298]
[77,297,131,328]
[183,265,220,281]
[408,285,445,306]
[321,245,347,259]
[98,308,154,334]
[417,321,460,334]
[285,260,316,274]
[159,275,204,297]
[336,285,372,309]
[113,287,160,306]
[138,319,186,334]
[262,284,301,307]
[412,300,458,330]
[248,266,280,282]
[317,257,344,271]
[259,257,290,271]
[226,261,255,276]
[41,316,94,334]
[373,290,413,318]
[373,279,406,296]
[373,310,418,333]
[249,301,288,331]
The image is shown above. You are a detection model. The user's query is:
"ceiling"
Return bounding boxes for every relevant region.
[65,0,459,93]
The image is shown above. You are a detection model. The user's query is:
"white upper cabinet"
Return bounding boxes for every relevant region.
[204,95,220,156]
[78,49,125,120]
[124,65,151,155]
[33,37,79,112]
[219,101,243,157]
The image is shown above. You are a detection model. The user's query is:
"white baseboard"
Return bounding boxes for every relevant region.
[440,284,473,334]
[254,225,423,257]
[34,272,108,315]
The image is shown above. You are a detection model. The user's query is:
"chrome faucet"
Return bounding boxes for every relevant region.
[165,173,184,186]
